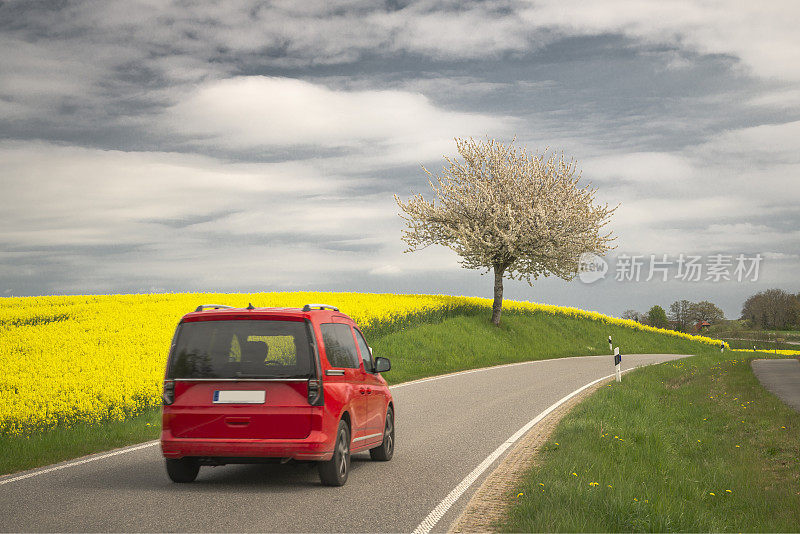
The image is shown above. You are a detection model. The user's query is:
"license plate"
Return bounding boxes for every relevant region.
[213,390,265,404]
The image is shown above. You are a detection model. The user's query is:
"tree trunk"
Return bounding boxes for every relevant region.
[491,265,504,326]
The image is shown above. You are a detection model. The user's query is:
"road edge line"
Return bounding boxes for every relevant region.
[390,353,613,390]
[0,440,159,486]
[411,372,620,534]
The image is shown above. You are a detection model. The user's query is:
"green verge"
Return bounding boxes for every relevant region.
[0,408,161,475]
[499,350,800,533]
[2,307,713,476]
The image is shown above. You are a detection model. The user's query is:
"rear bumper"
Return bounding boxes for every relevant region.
[161,429,334,461]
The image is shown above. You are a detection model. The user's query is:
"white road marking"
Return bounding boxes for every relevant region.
[0,441,159,486]
[389,353,613,390]
[412,367,646,534]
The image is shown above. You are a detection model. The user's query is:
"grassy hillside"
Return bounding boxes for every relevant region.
[372,309,717,385]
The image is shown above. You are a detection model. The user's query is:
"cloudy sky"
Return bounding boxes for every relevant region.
[1,0,799,318]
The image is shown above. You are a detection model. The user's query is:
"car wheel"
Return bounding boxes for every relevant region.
[369,407,394,461]
[318,420,350,486]
[165,458,200,483]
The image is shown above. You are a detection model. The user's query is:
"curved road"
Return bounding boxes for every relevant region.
[0,354,687,532]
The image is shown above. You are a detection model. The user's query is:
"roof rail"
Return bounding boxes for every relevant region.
[194,304,235,312]
[302,303,340,312]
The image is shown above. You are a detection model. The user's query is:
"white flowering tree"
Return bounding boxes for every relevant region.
[395,137,616,326]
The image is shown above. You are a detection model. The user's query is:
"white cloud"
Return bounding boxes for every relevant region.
[747,88,800,110]
[583,152,694,183]
[0,141,338,247]
[0,140,460,292]
[165,76,510,159]
[520,0,800,82]
[693,120,800,163]
[369,265,403,276]
[762,252,800,261]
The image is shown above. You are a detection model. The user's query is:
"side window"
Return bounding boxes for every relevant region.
[354,329,373,372]
[320,323,360,369]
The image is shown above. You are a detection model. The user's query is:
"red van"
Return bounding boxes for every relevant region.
[160,303,394,486]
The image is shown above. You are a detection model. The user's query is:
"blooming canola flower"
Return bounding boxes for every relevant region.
[0,291,731,436]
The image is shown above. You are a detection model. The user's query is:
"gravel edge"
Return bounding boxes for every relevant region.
[448,378,612,533]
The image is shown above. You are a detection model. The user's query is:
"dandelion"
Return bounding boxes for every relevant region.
[572,472,578,476]
[709,492,715,496]
[607,485,613,488]
[735,445,740,448]
[589,482,599,487]
[697,440,701,443]
[781,426,786,429]
[634,498,638,501]
[539,483,544,486]
[554,442,559,446]
[726,490,732,493]
[517,492,524,498]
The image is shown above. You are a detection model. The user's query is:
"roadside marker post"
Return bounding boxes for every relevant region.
[608,335,612,353]
[614,347,622,382]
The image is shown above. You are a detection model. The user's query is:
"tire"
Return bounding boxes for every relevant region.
[165,458,200,483]
[369,407,394,461]
[318,420,351,486]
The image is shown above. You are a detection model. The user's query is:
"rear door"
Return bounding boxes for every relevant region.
[165,318,314,440]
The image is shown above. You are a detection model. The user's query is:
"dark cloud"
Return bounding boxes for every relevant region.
[145,210,241,229]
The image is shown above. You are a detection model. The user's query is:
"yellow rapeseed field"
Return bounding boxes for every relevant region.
[0,292,726,436]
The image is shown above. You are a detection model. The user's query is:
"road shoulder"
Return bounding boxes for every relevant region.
[449,378,610,533]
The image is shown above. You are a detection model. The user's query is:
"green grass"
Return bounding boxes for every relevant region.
[710,322,800,347]
[499,350,800,532]
[372,309,715,385]
[0,408,161,476]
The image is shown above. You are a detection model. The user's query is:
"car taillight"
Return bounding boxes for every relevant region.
[307,378,323,406]
[162,380,175,405]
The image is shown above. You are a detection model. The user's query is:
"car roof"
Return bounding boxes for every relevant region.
[181,305,353,324]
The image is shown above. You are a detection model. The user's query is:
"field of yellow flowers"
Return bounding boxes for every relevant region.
[0,291,731,437]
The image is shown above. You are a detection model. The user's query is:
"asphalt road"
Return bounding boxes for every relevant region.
[0,353,688,533]
[751,358,800,412]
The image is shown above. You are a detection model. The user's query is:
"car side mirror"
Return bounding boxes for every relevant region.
[374,357,391,373]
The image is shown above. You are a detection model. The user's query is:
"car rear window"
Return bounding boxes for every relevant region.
[167,320,312,379]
